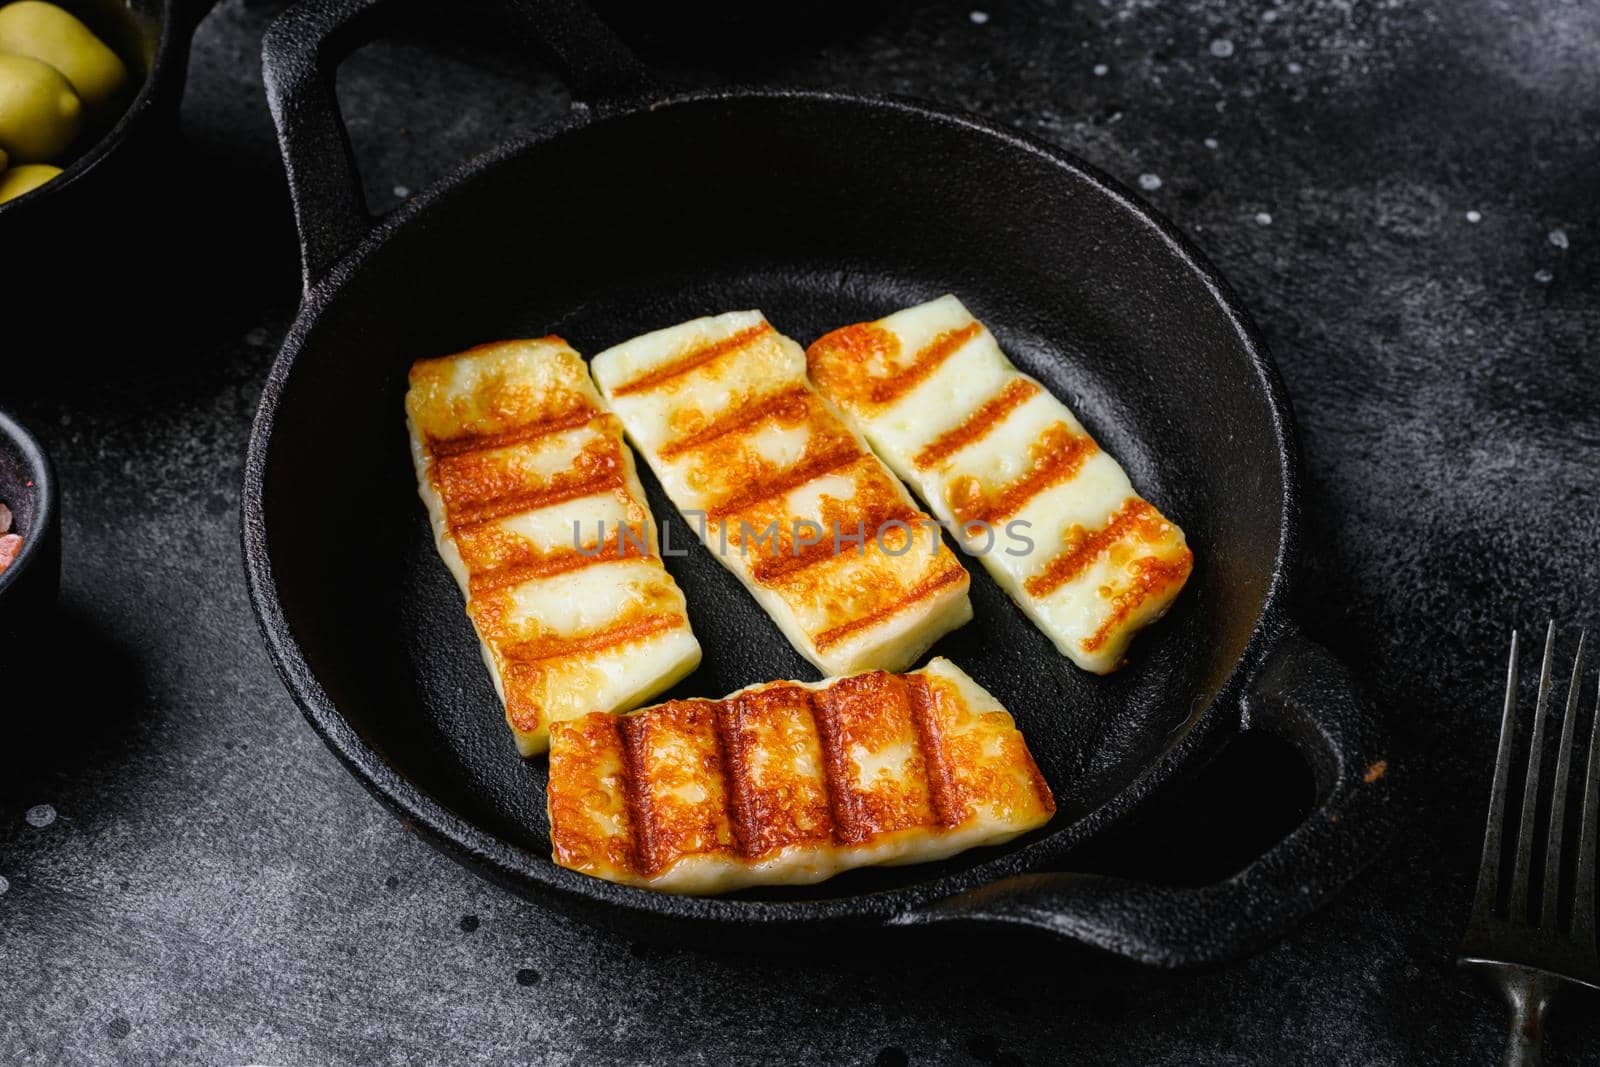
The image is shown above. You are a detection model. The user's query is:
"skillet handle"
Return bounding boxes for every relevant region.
[261,0,657,290]
[892,625,1396,968]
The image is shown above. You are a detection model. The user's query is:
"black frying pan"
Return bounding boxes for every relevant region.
[243,0,1396,967]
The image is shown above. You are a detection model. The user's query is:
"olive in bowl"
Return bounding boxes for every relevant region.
[0,0,208,350]
[0,405,60,651]
[0,1,142,200]
[0,0,207,213]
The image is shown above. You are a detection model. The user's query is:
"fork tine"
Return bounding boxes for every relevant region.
[1541,630,1586,929]
[1575,652,1600,946]
[1510,622,1558,924]
[1472,629,1521,919]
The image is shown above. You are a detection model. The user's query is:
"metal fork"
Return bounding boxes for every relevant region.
[1460,623,1600,1065]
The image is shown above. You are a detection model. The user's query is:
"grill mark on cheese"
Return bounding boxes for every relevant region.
[447,469,625,530]
[467,529,652,595]
[1080,548,1195,653]
[811,679,868,845]
[906,676,961,828]
[703,699,746,856]
[409,337,700,755]
[704,441,864,521]
[805,299,1194,674]
[546,663,1057,885]
[811,672,936,841]
[615,711,663,876]
[748,501,923,584]
[913,378,1040,469]
[945,424,1098,526]
[712,694,764,857]
[598,314,972,677]
[1022,498,1171,599]
[658,386,813,459]
[807,322,982,407]
[714,684,836,859]
[427,406,602,458]
[610,323,773,397]
[503,612,686,664]
[869,321,983,403]
[436,433,625,531]
[618,700,730,877]
[811,562,968,651]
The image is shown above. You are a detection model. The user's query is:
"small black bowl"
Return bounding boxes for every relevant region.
[0,407,61,648]
[0,1,212,357]
[0,0,204,217]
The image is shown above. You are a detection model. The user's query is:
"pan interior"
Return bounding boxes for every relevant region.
[259,95,1286,904]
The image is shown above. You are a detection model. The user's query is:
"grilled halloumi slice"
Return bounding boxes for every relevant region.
[547,656,1054,893]
[590,312,972,676]
[406,337,702,756]
[807,296,1193,674]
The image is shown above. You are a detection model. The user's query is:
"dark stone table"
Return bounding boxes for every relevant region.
[4,0,1598,1062]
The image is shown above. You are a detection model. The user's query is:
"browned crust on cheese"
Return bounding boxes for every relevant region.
[429,406,603,457]
[619,699,735,877]
[548,714,635,875]
[747,499,923,584]
[443,445,626,531]
[913,378,1040,470]
[810,672,936,843]
[547,666,1055,884]
[703,439,863,521]
[715,684,835,859]
[807,321,981,408]
[658,385,812,459]
[410,339,697,752]
[906,675,961,828]
[467,526,653,595]
[1080,548,1195,654]
[610,323,774,397]
[943,423,1099,526]
[805,321,900,405]
[922,674,1056,825]
[452,483,646,574]
[810,562,969,651]
[1022,498,1175,599]
[501,612,687,664]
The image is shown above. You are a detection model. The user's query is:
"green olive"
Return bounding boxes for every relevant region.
[0,144,7,172]
[0,160,59,202]
[0,51,79,161]
[0,2,126,110]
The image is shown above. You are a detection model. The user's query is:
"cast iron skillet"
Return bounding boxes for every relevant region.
[244,0,1396,966]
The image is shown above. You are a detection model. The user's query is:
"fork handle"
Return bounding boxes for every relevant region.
[1496,966,1563,1067]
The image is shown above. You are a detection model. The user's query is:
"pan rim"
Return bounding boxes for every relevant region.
[242,86,1301,927]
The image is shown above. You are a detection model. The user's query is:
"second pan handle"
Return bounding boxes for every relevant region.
[892,625,1397,967]
[261,0,659,290]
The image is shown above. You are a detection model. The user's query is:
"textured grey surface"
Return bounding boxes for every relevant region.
[2,0,1599,1062]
